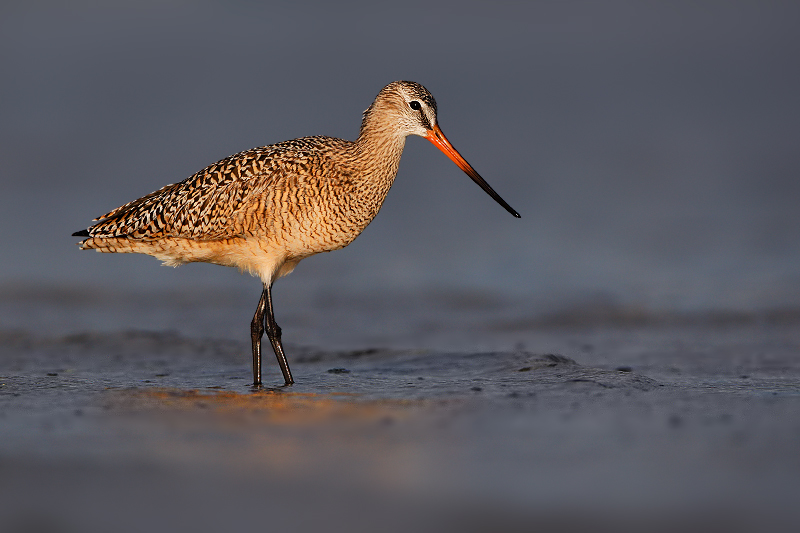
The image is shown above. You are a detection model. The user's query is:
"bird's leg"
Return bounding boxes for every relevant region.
[250,285,268,387]
[264,282,294,386]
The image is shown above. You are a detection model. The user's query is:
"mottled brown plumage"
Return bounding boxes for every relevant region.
[74,81,519,386]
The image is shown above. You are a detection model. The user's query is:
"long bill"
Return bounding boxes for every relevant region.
[425,124,521,218]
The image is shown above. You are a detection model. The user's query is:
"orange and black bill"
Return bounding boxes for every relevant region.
[425,124,520,218]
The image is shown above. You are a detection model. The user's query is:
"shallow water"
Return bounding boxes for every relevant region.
[2,289,800,532]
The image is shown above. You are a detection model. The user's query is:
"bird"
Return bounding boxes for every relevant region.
[73,81,520,387]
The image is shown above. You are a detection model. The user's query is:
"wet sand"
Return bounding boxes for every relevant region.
[2,289,799,533]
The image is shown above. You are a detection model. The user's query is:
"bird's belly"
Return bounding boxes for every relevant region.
[139,237,272,273]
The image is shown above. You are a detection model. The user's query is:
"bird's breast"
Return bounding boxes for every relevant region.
[264,172,388,258]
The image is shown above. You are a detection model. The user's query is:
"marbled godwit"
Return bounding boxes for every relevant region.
[73,81,520,387]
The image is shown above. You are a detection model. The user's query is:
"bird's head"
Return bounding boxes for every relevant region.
[364,81,520,218]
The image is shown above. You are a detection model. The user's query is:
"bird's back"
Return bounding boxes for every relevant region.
[76,136,377,272]
[87,137,350,239]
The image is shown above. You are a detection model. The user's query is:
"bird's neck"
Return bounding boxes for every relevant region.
[352,113,407,193]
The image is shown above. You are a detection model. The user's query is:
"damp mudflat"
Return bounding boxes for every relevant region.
[1,288,799,533]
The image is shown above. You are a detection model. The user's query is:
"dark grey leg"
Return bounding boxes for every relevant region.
[250,285,268,386]
[264,283,294,386]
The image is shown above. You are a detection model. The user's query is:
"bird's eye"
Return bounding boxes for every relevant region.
[409,101,422,110]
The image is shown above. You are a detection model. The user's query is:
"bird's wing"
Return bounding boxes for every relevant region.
[84,136,352,241]
[85,146,287,241]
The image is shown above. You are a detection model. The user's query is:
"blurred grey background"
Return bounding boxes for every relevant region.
[2,0,799,323]
[2,6,800,530]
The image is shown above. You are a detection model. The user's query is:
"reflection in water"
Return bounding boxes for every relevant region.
[108,387,420,426]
